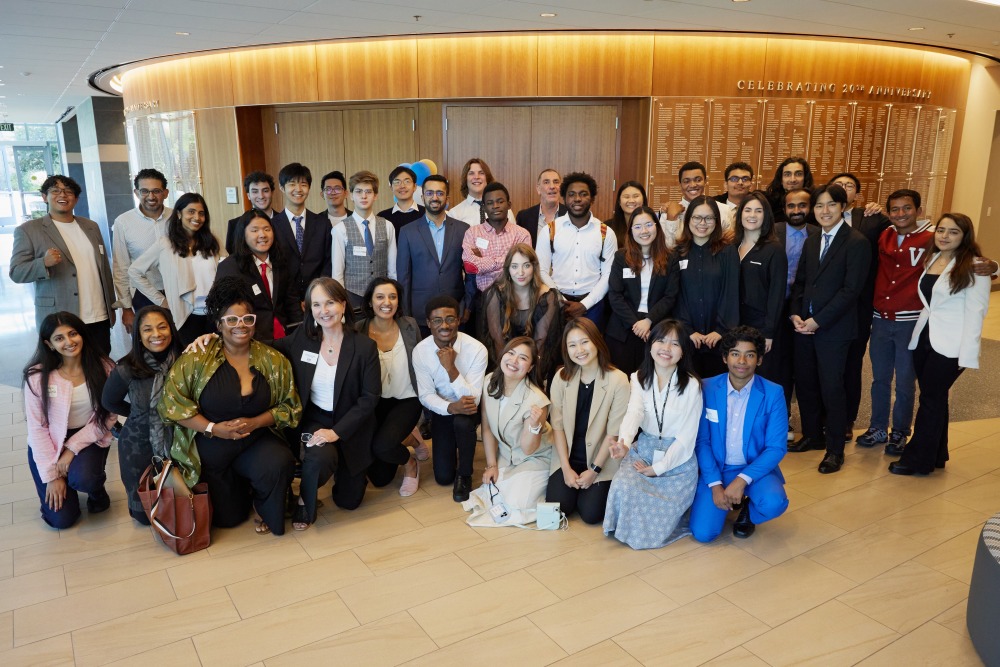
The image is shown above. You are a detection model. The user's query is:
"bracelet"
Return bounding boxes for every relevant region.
[485,463,498,470]
[527,422,542,435]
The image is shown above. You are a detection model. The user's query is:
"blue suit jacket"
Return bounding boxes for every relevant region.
[695,373,787,486]
[397,215,469,325]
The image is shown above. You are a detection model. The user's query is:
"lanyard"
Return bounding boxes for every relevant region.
[652,370,676,437]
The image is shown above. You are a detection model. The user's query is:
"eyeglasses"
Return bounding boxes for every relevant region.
[727,176,753,184]
[631,221,657,231]
[219,314,257,327]
[391,178,414,186]
[429,316,459,326]
[423,189,447,198]
[834,182,858,191]
[323,186,344,195]
[46,187,76,196]
[137,188,165,197]
[690,215,717,224]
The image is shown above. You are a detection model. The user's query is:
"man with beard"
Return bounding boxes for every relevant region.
[397,175,469,337]
[537,172,617,324]
[713,161,754,229]
[111,168,171,333]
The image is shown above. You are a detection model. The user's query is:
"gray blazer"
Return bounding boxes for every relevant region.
[355,315,423,393]
[9,214,116,329]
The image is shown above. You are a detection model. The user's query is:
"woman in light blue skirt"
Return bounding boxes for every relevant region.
[604,319,703,549]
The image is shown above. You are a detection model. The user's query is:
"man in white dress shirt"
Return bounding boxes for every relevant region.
[448,157,515,227]
[111,168,171,333]
[537,171,617,325]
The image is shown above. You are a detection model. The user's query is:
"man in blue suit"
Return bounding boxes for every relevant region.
[690,325,789,541]
[397,174,469,337]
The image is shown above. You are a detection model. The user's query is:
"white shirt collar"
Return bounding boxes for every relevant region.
[727,375,755,396]
[392,202,419,214]
[352,210,375,224]
[137,206,170,223]
[285,208,307,222]
[822,219,846,239]
[253,254,271,269]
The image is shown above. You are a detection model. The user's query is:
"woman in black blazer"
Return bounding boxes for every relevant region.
[215,209,302,341]
[734,191,788,381]
[606,206,680,375]
[356,278,427,496]
[272,277,380,530]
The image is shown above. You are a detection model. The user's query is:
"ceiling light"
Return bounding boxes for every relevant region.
[732,0,751,3]
[908,26,925,31]
[175,31,190,36]
[540,13,557,17]
[969,0,1000,5]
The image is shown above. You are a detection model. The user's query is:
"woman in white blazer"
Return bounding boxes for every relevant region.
[129,193,225,347]
[890,213,991,476]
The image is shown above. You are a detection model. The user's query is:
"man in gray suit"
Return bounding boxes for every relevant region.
[9,175,116,355]
[397,174,469,338]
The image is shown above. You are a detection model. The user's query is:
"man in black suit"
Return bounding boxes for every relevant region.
[397,175,470,338]
[515,168,566,250]
[271,163,333,303]
[788,184,871,474]
[226,171,275,255]
[828,173,891,440]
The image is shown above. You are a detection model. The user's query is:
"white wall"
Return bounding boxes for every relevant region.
[952,63,1000,224]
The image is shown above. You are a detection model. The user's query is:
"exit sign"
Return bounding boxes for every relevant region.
[0,123,13,132]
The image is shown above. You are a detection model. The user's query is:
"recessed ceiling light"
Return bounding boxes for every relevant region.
[540,13,557,17]
[908,26,925,31]
[175,31,190,36]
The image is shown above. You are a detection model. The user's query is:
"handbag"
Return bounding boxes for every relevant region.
[138,457,212,555]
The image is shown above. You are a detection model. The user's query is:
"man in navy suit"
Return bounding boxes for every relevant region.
[397,175,469,338]
[690,326,788,541]
[271,163,333,303]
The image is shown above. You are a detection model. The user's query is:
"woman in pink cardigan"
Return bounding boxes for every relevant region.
[24,312,117,528]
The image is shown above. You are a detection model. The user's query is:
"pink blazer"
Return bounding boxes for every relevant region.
[24,363,117,484]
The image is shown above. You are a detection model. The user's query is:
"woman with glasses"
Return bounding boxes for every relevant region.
[605,181,648,248]
[159,277,301,536]
[272,278,380,529]
[129,192,225,347]
[674,196,740,378]
[607,206,679,375]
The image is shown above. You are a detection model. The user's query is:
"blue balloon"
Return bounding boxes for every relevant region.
[410,161,431,185]
[399,162,412,169]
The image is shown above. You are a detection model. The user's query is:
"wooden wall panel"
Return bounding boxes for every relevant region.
[418,35,538,99]
[416,101,444,180]
[920,52,972,111]
[193,108,243,236]
[274,110,346,212]
[855,44,924,94]
[230,45,319,106]
[342,107,417,195]
[619,98,651,187]
[537,34,654,98]
[652,35,766,98]
[234,106,267,202]
[529,105,619,221]
[316,39,418,101]
[763,39,859,99]
[123,53,233,115]
[444,106,533,211]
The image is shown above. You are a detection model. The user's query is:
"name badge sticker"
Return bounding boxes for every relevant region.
[705,408,719,423]
[475,237,490,250]
[750,260,762,266]
[48,385,58,397]
[98,245,105,255]
[622,268,636,279]
[353,246,367,257]
[301,351,319,365]
[679,259,689,270]
[252,284,262,295]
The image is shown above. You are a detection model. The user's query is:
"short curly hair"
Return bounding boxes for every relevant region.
[560,172,598,199]
[205,276,256,324]
[719,325,766,359]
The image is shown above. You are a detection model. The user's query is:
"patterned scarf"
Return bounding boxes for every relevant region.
[144,348,177,458]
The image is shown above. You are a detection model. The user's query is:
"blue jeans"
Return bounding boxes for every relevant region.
[868,317,917,434]
[27,444,109,529]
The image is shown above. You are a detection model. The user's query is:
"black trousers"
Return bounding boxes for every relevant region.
[196,431,294,535]
[545,470,611,524]
[84,320,111,357]
[845,309,874,425]
[367,396,423,487]
[897,329,962,473]
[691,344,727,380]
[178,314,211,348]
[431,412,479,485]
[794,334,851,456]
[776,308,796,412]
[300,405,369,516]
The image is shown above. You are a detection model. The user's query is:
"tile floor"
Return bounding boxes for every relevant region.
[1,292,998,666]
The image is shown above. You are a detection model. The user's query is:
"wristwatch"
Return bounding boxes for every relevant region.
[205,422,215,438]
[590,462,602,474]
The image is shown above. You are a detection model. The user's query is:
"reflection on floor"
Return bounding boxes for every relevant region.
[1,376,997,666]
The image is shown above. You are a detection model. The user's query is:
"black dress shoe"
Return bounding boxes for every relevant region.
[419,420,433,440]
[733,503,755,538]
[453,475,472,502]
[788,436,826,453]
[888,461,930,476]
[817,453,844,474]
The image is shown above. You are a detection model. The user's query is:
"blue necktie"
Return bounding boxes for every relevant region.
[819,233,832,262]
[362,219,375,255]
[293,215,304,254]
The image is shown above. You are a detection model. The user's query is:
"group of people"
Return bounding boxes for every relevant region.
[10,152,994,547]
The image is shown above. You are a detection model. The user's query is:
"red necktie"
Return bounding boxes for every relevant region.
[259,262,286,338]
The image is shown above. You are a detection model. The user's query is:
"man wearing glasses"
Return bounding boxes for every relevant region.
[378,166,425,236]
[10,175,116,355]
[332,170,397,308]
[321,170,351,228]
[715,162,755,230]
[111,168,171,333]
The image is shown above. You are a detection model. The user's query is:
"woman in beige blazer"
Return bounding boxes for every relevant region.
[546,318,631,524]
[464,336,552,527]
